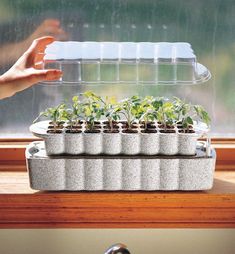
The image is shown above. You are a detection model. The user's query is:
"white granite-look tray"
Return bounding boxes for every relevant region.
[30,121,208,156]
[26,141,216,191]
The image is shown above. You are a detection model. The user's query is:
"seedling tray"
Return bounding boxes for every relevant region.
[30,121,208,156]
[26,141,216,191]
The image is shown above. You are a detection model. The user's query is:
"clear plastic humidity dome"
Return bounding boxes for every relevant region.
[40,41,211,85]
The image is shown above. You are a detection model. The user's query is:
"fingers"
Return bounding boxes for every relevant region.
[28,69,62,84]
[23,36,55,68]
[26,36,55,55]
[22,18,68,68]
[34,53,45,69]
[15,69,62,91]
[45,69,63,81]
[0,69,62,99]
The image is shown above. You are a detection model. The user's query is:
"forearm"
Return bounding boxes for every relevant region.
[0,74,15,99]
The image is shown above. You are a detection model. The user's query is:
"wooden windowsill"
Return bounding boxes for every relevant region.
[0,138,234,228]
[0,170,235,228]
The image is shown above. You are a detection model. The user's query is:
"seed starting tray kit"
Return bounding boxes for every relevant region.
[26,41,216,191]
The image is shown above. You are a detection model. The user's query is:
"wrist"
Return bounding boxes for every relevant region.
[0,74,5,84]
[0,74,16,99]
[0,72,10,84]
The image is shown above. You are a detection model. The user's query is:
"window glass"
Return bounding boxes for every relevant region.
[0,0,234,137]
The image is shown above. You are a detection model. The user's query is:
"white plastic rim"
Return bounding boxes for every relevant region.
[138,42,155,60]
[101,42,119,60]
[174,42,195,59]
[44,41,199,62]
[82,41,101,59]
[194,121,210,135]
[120,42,137,59]
[154,42,174,60]
[30,120,209,138]
[65,41,82,59]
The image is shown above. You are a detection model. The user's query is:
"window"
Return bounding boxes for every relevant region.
[0,0,234,137]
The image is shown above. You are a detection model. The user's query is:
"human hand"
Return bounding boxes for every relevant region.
[0,36,62,99]
[0,19,68,67]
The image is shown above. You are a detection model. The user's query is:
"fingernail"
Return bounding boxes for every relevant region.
[46,70,62,80]
[56,70,63,76]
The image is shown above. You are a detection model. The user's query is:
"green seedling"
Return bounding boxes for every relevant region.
[156,100,177,131]
[174,98,211,132]
[82,102,103,131]
[68,95,83,126]
[138,96,156,130]
[119,95,141,130]
[102,96,121,132]
[32,92,211,135]
[83,91,102,103]
[173,97,193,133]
[33,103,66,131]
[82,91,104,131]
[194,105,211,127]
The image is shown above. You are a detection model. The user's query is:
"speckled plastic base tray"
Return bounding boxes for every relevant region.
[30,121,208,156]
[26,141,216,191]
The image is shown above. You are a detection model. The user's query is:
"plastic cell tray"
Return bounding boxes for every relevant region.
[39,41,211,85]
[30,120,209,156]
[26,141,216,191]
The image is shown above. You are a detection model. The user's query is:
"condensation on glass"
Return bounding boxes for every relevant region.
[0,0,234,137]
